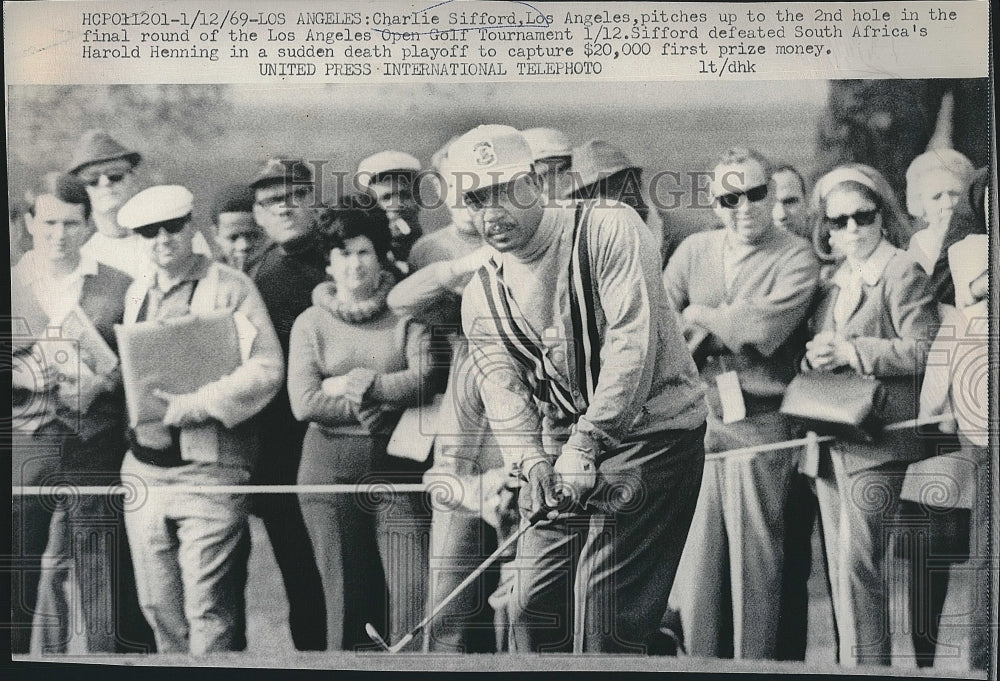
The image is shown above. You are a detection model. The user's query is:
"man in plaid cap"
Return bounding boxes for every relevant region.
[452,125,707,653]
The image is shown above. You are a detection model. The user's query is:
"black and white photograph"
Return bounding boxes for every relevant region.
[6,0,996,676]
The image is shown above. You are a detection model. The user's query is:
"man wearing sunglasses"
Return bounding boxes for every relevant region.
[68,129,145,278]
[69,129,218,278]
[453,125,707,653]
[244,157,330,651]
[662,147,819,660]
[116,184,283,654]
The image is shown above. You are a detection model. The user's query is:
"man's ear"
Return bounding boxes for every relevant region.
[23,211,39,238]
[526,170,543,192]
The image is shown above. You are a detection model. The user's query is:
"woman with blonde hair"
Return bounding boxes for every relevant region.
[803,164,939,666]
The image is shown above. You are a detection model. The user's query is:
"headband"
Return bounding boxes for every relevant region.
[814,167,881,201]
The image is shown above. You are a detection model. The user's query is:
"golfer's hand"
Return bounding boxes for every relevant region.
[519,459,561,522]
[554,442,597,504]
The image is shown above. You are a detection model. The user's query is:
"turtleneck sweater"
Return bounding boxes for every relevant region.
[462,201,706,471]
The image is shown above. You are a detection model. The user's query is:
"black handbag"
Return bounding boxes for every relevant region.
[780,371,887,443]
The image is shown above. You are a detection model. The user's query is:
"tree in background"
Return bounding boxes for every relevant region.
[814,78,990,237]
[8,84,231,183]
[8,85,232,263]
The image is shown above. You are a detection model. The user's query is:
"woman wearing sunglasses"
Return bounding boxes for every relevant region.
[803,165,938,666]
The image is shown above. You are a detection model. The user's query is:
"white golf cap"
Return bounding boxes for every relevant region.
[521,127,572,161]
[356,150,421,189]
[117,185,194,229]
[448,125,534,192]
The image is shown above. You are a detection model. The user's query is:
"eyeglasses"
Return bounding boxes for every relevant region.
[81,171,130,187]
[135,218,190,239]
[254,186,311,209]
[715,184,769,209]
[824,209,880,230]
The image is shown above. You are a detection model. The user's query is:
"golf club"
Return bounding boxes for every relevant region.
[365,508,559,653]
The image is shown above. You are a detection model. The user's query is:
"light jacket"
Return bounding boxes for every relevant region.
[123,257,284,472]
[808,243,939,474]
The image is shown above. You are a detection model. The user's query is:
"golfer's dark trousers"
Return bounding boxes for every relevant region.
[509,424,706,653]
[774,471,822,661]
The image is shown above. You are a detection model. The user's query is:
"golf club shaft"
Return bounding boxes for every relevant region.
[403,516,535,643]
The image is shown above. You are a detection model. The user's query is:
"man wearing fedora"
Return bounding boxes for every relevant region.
[566,140,696,269]
[116,184,283,654]
[246,157,330,650]
[521,127,575,202]
[68,129,217,278]
[452,124,707,653]
[67,129,146,278]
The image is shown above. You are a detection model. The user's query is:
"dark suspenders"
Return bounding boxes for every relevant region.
[477,203,603,417]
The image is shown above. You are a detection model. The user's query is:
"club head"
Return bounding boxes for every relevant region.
[365,623,391,652]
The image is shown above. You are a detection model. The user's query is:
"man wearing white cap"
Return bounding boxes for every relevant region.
[521,127,574,201]
[116,185,284,654]
[452,124,707,652]
[357,150,424,269]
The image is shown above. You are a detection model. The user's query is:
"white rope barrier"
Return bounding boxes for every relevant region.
[9,413,956,496]
[703,432,834,463]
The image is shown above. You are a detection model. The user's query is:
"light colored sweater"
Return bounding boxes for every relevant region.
[663,226,819,397]
[288,282,433,433]
[462,201,706,472]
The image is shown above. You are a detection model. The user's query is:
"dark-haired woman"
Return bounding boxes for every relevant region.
[288,202,435,651]
[804,165,939,666]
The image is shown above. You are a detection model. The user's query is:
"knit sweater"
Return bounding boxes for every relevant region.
[462,201,706,471]
[663,226,819,398]
[287,282,434,435]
